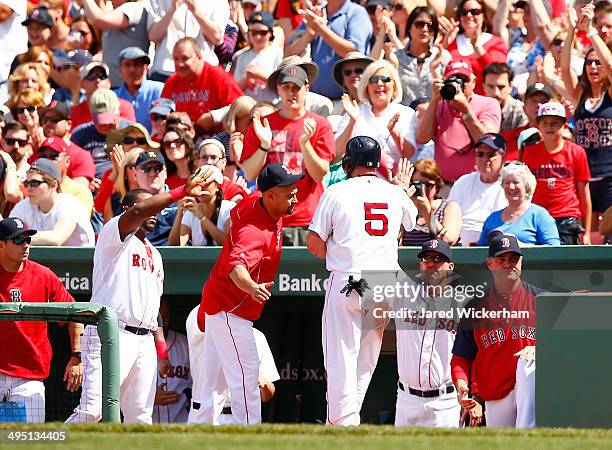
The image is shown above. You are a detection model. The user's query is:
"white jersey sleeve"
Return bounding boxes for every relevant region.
[253,329,280,383]
[308,188,336,241]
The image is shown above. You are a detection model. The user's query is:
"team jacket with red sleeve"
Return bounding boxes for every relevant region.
[0,260,75,380]
[201,192,282,321]
[451,281,541,401]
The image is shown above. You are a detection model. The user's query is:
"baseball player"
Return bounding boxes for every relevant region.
[0,218,83,423]
[452,233,539,428]
[185,304,280,425]
[153,299,192,424]
[66,167,215,424]
[394,239,464,427]
[306,136,418,426]
[197,163,302,425]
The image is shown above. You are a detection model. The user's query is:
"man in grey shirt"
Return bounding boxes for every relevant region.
[483,63,528,132]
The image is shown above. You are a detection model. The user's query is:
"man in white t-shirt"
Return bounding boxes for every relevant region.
[10,159,94,247]
[447,133,508,246]
[185,304,280,424]
[147,0,229,81]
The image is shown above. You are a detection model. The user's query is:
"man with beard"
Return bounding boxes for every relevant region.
[196,163,302,424]
[66,166,216,423]
[451,233,539,428]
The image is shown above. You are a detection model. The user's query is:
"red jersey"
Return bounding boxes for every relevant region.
[221,178,248,202]
[522,140,591,219]
[161,63,243,125]
[0,260,75,380]
[452,282,541,401]
[502,125,527,162]
[66,142,96,181]
[70,98,136,130]
[200,194,283,321]
[240,111,335,226]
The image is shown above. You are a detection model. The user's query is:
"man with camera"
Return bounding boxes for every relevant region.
[416,59,501,184]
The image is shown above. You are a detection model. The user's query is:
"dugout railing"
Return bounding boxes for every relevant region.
[0,303,121,423]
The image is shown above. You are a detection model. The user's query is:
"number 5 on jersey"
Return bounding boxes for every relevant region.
[364,203,389,236]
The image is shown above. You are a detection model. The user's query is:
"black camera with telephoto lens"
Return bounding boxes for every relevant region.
[410,180,427,197]
[440,75,467,101]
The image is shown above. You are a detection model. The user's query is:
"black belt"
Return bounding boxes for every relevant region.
[222,406,232,415]
[398,381,455,398]
[124,325,152,335]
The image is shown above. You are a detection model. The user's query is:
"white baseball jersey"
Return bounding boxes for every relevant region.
[153,330,192,423]
[309,176,418,273]
[91,216,164,330]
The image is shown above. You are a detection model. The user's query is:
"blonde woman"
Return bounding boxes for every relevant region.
[478,161,560,245]
[8,63,52,105]
[335,59,417,172]
[7,89,46,151]
[101,147,144,223]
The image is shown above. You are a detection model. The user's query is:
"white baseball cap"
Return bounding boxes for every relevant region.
[536,102,566,122]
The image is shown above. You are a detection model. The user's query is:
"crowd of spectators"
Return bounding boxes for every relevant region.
[0,0,611,248]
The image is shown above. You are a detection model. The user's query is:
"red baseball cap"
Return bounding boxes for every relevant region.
[39,136,68,154]
[444,59,473,78]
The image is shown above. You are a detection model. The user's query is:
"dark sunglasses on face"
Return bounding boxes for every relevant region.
[163,137,184,148]
[41,115,63,123]
[5,138,28,147]
[123,136,148,145]
[413,20,435,30]
[585,59,602,67]
[84,71,108,81]
[15,105,37,115]
[23,179,46,188]
[551,38,564,46]
[369,75,393,84]
[150,113,166,122]
[475,150,499,158]
[39,150,61,160]
[343,67,365,77]
[8,235,32,245]
[461,8,482,16]
[420,254,449,263]
[139,164,164,173]
[248,30,270,37]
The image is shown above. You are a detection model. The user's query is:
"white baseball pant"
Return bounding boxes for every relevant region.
[485,357,536,428]
[196,311,261,424]
[322,272,385,426]
[394,387,461,427]
[0,373,45,423]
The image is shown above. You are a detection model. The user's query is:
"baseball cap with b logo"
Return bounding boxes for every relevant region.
[257,164,304,192]
[488,233,523,257]
[417,239,453,261]
[0,218,37,241]
[276,66,309,88]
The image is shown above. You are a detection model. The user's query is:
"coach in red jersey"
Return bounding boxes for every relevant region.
[451,233,539,428]
[0,218,83,423]
[197,163,302,425]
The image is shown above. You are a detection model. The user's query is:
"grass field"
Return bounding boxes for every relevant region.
[1,423,612,450]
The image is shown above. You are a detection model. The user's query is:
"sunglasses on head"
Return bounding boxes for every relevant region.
[420,254,449,263]
[15,106,37,115]
[475,150,500,158]
[413,20,435,30]
[150,113,166,122]
[139,164,164,173]
[41,115,63,123]
[342,67,365,77]
[461,7,482,16]
[248,29,270,37]
[123,136,148,145]
[162,137,184,148]
[8,235,32,245]
[84,71,108,81]
[503,160,527,167]
[23,179,46,188]
[5,138,28,147]
[368,75,393,84]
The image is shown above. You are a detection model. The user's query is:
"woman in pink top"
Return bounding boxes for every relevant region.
[441,0,508,95]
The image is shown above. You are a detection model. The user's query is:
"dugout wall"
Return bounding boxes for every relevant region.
[29,246,612,425]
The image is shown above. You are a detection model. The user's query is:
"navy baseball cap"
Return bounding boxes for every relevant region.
[417,239,453,261]
[119,47,151,65]
[248,11,274,29]
[488,233,523,257]
[257,164,304,192]
[277,66,309,88]
[22,7,54,28]
[54,50,93,68]
[0,218,37,241]
[475,133,507,154]
[135,150,165,168]
[525,83,553,100]
[31,158,61,182]
[149,98,176,116]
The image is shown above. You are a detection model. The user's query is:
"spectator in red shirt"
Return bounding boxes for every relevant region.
[522,102,592,245]
[70,61,136,130]
[161,37,243,136]
[0,217,83,423]
[240,64,335,245]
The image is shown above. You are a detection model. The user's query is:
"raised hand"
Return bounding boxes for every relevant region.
[578,2,595,32]
[300,117,317,145]
[438,16,459,48]
[384,42,400,68]
[429,44,445,79]
[341,94,360,122]
[186,165,215,197]
[387,112,401,142]
[252,110,273,149]
[390,158,415,195]
[229,131,244,162]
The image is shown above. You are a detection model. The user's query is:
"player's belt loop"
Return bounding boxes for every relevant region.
[403,383,456,398]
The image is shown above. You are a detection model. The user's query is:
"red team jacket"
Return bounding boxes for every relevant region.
[452,281,541,401]
[200,192,283,321]
[0,261,74,380]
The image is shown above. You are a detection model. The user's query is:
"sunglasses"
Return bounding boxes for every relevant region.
[413,20,435,30]
[368,75,393,84]
[15,106,37,115]
[420,254,449,263]
[8,235,32,245]
[23,179,46,188]
[391,3,404,10]
[551,38,564,46]
[41,115,64,123]
[248,30,270,37]
[39,150,61,160]
[342,67,365,77]
[162,137,184,148]
[585,59,602,67]
[84,71,108,81]
[461,8,482,16]
[123,136,148,145]
[475,150,500,158]
[139,165,164,173]
[4,138,28,147]
[150,113,166,122]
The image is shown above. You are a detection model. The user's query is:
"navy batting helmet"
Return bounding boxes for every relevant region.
[342,136,381,176]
